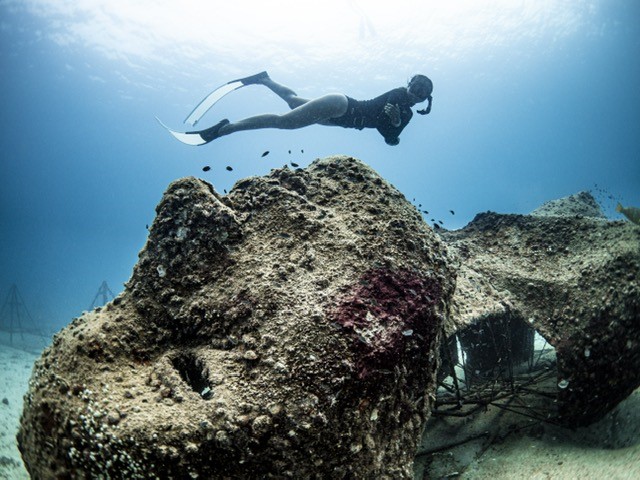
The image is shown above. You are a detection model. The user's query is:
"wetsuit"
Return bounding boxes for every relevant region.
[327,87,414,145]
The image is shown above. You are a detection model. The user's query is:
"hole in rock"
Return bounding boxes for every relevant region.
[435,314,558,423]
[171,353,213,400]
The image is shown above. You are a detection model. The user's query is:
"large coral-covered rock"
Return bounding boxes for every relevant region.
[441,202,640,427]
[18,156,454,479]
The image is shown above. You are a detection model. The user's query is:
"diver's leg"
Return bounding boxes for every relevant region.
[238,71,310,108]
[216,94,348,137]
[250,74,310,109]
[261,78,310,109]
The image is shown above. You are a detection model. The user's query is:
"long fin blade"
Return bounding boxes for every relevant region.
[184,80,244,126]
[156,116,208,146]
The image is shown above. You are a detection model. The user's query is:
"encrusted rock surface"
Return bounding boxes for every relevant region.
[440,204,640,426]
[18,156,454,479]
[530,190,606,219]
[18,156,640,478]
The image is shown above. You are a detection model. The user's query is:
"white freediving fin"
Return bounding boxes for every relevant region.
[183,80,243,127]
[156,117,231,146]
[183,71,269,126]
[156,116,209,146]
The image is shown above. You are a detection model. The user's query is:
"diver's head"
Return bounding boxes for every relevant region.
[408,74,433,115]
[408,75,432,102]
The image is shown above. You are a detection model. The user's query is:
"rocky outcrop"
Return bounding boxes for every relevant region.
[18,156,454,479]
[416,191,640,478]
[18,156,640,478]
[530,190,606,219]
[440,203,640,426]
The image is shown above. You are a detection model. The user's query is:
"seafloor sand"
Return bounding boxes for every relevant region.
[460,428,640,480]
[0,342,37,480]
[2,339,639,479]
[417,384,640,479]
[459,392,640,479]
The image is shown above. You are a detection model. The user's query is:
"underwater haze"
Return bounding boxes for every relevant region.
[1,0,639,334]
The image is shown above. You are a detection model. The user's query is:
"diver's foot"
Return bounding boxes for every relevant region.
[236,71,269,85]
[198,119,230,143]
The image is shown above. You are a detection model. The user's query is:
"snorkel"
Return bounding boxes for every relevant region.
[417,95,432,115]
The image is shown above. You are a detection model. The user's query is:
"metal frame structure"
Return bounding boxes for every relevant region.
[433,314,560,425]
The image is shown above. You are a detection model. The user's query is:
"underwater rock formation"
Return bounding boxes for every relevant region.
[18,157,640,478]
[529,190,606,219]
[18,156,454,479]
[440,200,640,427]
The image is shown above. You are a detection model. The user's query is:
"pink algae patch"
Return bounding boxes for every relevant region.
[331,268,442,379]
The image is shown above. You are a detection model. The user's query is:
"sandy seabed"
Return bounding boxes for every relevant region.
[0,343,36,480]
[2,340,639,479]
[456,389,640,480]
[461,435,640,480]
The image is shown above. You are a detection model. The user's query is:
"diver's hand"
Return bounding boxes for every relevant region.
[384,103,401,127]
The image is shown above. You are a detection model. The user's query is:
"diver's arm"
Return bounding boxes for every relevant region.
[378,106,412,145]
[384,103,402,127]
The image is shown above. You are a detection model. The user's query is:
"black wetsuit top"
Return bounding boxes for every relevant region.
[327,87,414,145]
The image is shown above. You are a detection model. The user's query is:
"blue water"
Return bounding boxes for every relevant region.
[1,0,639,334]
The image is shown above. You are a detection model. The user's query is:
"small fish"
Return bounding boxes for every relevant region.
[301,149,304,153]
[145,224,149,230]
[288,150,291,154]
[226,166,233,171]
[449,210,455,215]
[291,162,299,168]
[224,189,227,194]
[616,203,640,225]
[422,210,429,215]
[202,166,211,172]
[261,151,270,157]
[433,223,441,230]
[438,220,443,225]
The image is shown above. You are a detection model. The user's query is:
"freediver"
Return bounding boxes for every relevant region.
[193,71,433,146]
